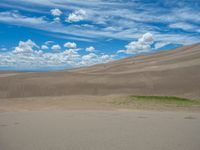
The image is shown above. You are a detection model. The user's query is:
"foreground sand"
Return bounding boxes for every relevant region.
[0,111,200,150]
[0,95,200,150]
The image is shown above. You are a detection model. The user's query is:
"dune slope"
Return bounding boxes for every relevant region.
[0,43,200,99]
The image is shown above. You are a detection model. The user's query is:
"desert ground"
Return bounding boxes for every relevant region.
[0,111,200,150]
[0,44,200,150]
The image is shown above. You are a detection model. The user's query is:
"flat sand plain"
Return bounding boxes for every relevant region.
[0,111,200,150]
[0,95,199,150]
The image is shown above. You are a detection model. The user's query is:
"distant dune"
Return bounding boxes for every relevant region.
[0,43,200,99]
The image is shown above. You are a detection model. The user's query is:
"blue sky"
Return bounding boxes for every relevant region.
[0,0,200,71]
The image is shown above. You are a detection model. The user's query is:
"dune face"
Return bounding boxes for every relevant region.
[0,43,200,99]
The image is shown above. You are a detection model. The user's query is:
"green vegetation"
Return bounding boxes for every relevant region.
[113,95,200,106]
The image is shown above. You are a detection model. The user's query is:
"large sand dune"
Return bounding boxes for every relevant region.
[0,43,200,99]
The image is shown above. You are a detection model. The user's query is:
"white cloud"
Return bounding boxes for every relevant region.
[0,39,113,70]
[154,42,170,49]
[51,44,61,50]
[85,46,95,52]
[53,17,60,23]
[174,8,200,23]
[66,9,86,22]
[118,32,154,54]
[169,22,199,32]
[81,53,112,66]
[50,34,94,42]
[64,42,77,49]
[1,10,199,46]
[50,8,62,16]
[139,32,153,43]
[1,1,200,56]
[100,54,112,62]
[0,11,46,25]
[50,9,62,23]
[13,39,39,54]
[82,53,97,60]
[45,41,54,45]
[41,45,48,50]
[63,49,80,59]
[153,32,200,45]
[1,1,200,47]
[81,53,98,66]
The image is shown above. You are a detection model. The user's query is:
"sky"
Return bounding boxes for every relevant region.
[0,0,200,71]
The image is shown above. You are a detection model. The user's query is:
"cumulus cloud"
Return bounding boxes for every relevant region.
[0,39,113,70]
[51,44,61,50]
[50,9,62,23]
[100,54,112,62]
[64,42,77,49]
[82,53,97,60]
[81,53,112,66]
[50,8,62,16]
[13,39,39,54]
[139,32,153,43]
[66,9,86,22]
[41,45,48,50]
[63,49,80,59]
[85,46,95,52]
[118,32,154,54]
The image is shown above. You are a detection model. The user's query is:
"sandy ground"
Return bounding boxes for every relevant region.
[1,95,200,112]
[0,111,200,150]
[0,73,19,78]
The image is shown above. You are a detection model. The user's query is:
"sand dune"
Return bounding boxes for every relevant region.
[0,43,200,99]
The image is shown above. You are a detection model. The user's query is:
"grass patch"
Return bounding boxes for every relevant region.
[112,95,200,106]
[130,96,199,105]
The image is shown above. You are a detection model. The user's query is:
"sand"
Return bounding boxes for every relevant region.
[0,43,200,150]
[0,111,200,150]
[0,43,200,99]
[0,95,200,112]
